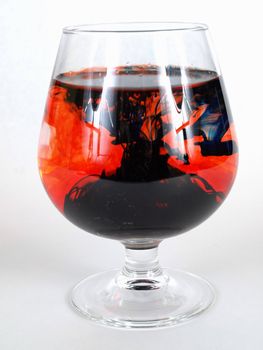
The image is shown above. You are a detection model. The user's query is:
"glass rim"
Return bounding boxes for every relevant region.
[63,21,208,34]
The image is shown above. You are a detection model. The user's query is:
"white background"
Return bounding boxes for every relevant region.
[0,0,262,349]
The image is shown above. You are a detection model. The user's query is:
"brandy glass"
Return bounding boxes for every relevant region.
[38,22,238,328]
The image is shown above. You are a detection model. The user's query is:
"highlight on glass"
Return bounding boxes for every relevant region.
[38,22,238,328]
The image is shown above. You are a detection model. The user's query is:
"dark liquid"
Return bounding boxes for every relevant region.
[39,66,238,245]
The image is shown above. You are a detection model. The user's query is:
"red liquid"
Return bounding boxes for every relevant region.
[39,66,238,241]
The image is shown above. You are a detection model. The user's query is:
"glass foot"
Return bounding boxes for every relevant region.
[71,268,215,329]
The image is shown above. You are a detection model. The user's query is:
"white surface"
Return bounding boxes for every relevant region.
[0,0,262,349]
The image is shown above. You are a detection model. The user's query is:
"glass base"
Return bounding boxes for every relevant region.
[71,268,215,329]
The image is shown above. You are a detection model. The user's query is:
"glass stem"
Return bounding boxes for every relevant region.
[117,247,168,290]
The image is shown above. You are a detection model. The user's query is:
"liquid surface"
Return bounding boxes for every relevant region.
[38,65,238,242]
